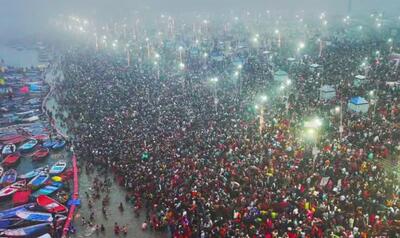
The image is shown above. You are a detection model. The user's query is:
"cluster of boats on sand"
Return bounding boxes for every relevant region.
[0,64,72,237]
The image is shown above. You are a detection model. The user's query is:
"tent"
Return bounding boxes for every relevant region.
[320,85,336,100]
[348,96,369,113]
[274,70,289,82]
[354,75,366,87]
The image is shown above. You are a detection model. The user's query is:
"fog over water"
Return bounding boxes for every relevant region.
[1,0,400,40]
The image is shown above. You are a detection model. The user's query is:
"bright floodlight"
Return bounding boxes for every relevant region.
[112,42,117,48]
[178,46,183,51]
[299,42,305,49]
[388,38,393,43]
[275,29,279,34]
[260,95,267,102]
[234,71,239,77]
[155,53,160,59]
[237,64,243,70]
[179,62,185,69]
[286,79,291,86]
[335,106,340,113]
[210,77,218,83]
[203,53,208,58]
[369,90,374,96]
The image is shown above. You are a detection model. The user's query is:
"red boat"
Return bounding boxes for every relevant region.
[32,147,49,161]
[37,195,68,213]
[32,134,49,141]
[3,136,26,145]
[2,152,21,167]
[59,168,73,181]
[12,189,31,206]
[0,134,20,142]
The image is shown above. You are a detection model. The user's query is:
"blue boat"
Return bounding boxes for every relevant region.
[49,160,67,175]
[0,222,51,237]
[52,140,66,150]
[16,210,53,222]
[42,139,56,148]
[28,172,49,188]
[0,169,17,184]
[0,218,22,229]
[18,139,38,152]
[19,166,48,179]
[32,182,63,197]
[0,203,35,219]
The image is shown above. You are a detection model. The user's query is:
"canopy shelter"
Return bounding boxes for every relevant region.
[354,75,366,87]
[274,70,289,82]
[320,85,336,100]
[348,96,369,113]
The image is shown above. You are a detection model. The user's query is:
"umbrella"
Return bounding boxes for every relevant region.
[20,86,29,94]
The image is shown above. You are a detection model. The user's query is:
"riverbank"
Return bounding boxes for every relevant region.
[44,62,164,238]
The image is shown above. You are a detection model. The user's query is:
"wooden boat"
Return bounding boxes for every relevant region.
[42,139,56,149]
[37,195,68,213]
[2,136,26,145]
[0,222,51,237]
[49,160,67,175]
[12,189,31,206]
[0,218,23,229]
[31,147,49,161]
[38,234,51,238]
[52,140,66,150]
[16,210,53,222]
[28,172,49,189]
[0,166,4,178]
[32,134,49,141]
[18,139,38,152]
[0,169,17,185]
[31,182,63,197]
[18,166,47,179]
[2,144,16,156]
[0,203,36,219]
[0,134,20,142]
[0,180,26,199]
[2,152,21,167]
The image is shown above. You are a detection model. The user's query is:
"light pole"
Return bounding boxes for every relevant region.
[257,95,268,136]
[304,117,322,169]
[335,103,343,140]
[210,77,219,113]
[178,46,184,63]
[275,29,281,48]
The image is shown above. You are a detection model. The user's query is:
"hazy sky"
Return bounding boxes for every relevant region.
[1,0,400,39]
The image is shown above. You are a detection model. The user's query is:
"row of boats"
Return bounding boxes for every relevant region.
[1,133,66,168]
[0,59,72,237]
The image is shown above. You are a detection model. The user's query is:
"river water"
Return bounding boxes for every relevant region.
[0,45,39,68]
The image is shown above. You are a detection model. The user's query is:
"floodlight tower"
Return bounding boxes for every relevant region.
[348,0,352,15]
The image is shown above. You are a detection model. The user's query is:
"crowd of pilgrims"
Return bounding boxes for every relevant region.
[49,26,400,237]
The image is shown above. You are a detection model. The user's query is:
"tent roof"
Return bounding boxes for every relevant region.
[310,63,320,68]
[355,75,366,79]
[320,85,335,92]
[274,70,288,76]
[350,96,368,105]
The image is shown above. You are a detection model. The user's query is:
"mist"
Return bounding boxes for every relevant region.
[1,0,400,41]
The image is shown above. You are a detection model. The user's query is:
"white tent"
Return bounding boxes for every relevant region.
[354,75,366,87]
[274,70,289,82]
[320,85,336,100]
[348,96,369,113]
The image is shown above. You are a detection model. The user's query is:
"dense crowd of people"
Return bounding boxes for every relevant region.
[50,16,400,237]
